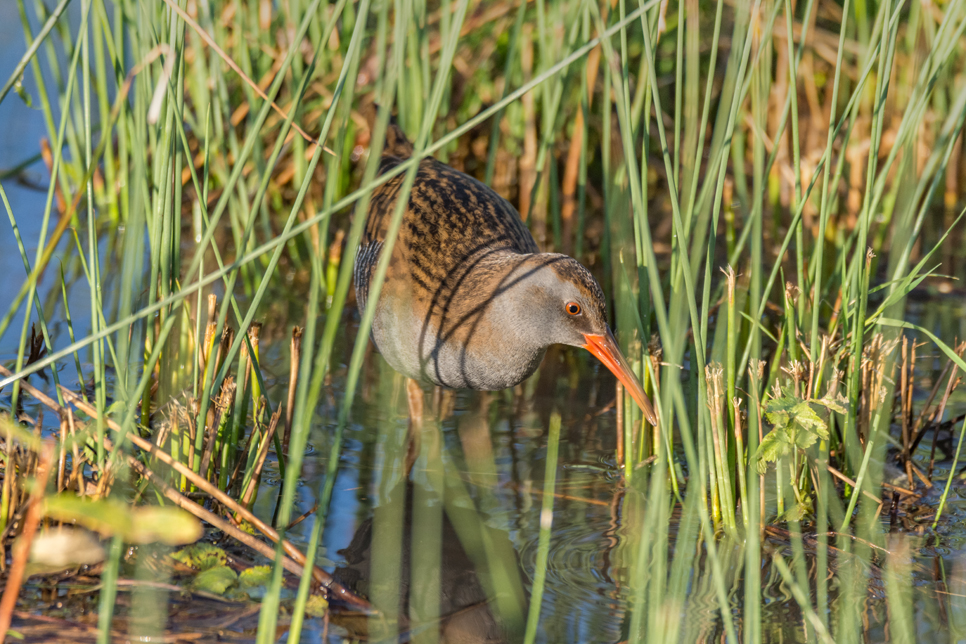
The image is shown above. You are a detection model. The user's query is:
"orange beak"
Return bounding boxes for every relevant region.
[583,330,658,426]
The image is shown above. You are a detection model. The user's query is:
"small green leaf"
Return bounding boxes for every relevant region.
[239,565,272,588]
[790,401,825,434]
[756,430,792,474]
[792,429,819,451]
[814,393,848,416]
[764,396,796,429]
[782,500,811,522]
[193,565,237,595]
[305,594,329,617]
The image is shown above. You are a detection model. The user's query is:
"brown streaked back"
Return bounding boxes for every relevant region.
[355,124,537,313]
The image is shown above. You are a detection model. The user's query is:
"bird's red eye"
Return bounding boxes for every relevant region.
[566,302,581,315]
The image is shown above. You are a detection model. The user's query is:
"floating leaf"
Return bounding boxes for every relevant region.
[173,543,227,571]
[305,594,329,617]
[193,565,237,595]
[239,565,272,588]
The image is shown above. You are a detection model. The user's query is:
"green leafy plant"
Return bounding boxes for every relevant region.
[756,389,846,475]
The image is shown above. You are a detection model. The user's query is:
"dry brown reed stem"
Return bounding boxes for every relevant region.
[905,338,922,484]
[560,44,601,256]
[159,0,334,156]
[284,327,303,453]
[215,327,234,389]
[825,465,883,508]
[38,139,67,215]
[66,409,83,497]
[286,503,320,531]
[52,388,370,609]
[900,336,911,482]
[56,416,67,493]
[241,408,281,508]
[827,462,915,497]
[199,377,235,480]
[0,441,53,640]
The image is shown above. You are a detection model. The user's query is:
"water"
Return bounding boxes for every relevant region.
[244,308,966,643]
[0,0,93,394]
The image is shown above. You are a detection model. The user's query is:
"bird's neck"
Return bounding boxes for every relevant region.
[421,250,553,389]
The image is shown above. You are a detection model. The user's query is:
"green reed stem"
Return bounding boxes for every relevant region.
[523,412,561,644]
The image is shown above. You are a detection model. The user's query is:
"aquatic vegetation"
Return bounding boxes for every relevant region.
[0,0,965,642]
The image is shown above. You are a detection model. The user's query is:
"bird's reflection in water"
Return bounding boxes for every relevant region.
[333,476,526,643]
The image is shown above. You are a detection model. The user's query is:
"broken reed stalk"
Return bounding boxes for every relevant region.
[57,416,67,493]
[284,327,303,453]
[246,324,262,422]
[197,294,219,400]
[199,376,236,481]
[900,336,912,483]
[228,415,260,497]
[241,408,281,508]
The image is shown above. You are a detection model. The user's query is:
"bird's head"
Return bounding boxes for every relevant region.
[507,254,658,425]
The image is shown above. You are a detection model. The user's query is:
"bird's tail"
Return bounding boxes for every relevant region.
[383,118,414,159]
